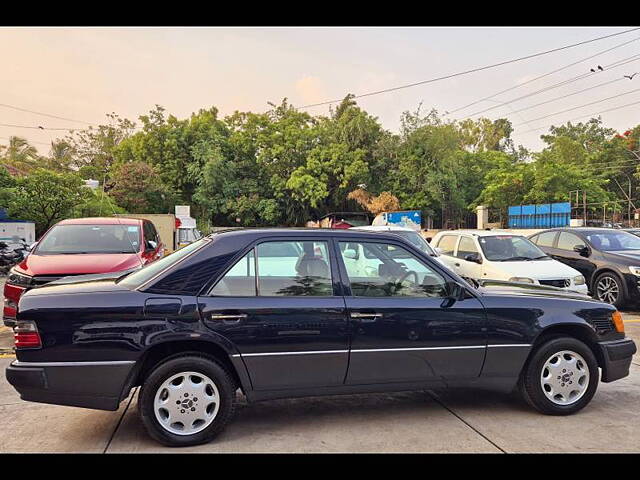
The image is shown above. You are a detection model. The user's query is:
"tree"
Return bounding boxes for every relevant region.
[8,169,87,235]
[71,188,126,218]
[0,136,39,173]
[347,188,400,215]
[109,161,176,213]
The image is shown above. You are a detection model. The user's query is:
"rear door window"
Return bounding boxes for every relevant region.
[436,235,458,256]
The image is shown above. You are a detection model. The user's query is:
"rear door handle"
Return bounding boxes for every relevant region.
[350,312,383,322]
[208,313,248,322]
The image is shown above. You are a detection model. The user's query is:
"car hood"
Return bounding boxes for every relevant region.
[604,250,640,263]
[14,252,143,277]
[487,259,580,278]
[475,279,596,302]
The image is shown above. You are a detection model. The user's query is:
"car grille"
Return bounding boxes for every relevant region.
[591,317,614,333]
[539,278,571,288]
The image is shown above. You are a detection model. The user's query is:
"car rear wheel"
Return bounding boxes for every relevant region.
[138,355,236,447]
[594,272,626,308]
[518,336,599,415]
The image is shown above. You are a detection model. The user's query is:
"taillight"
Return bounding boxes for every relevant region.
[14,320,41,349]
[4,283,26,319]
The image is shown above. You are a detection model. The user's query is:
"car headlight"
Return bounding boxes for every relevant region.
[629,266,640,276]
[573,275,585,285]
[7,269,32,287]
[509,277,534,283]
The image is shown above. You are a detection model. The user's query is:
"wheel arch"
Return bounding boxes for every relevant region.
[123,339,251,400]
[525,322,605,371]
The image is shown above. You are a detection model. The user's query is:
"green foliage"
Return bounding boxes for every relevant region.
[109,161,176,213]
[7,169,87,235]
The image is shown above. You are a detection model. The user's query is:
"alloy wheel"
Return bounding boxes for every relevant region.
[153,371,220,436]
[596,276,619,304]
[539,350,590,406]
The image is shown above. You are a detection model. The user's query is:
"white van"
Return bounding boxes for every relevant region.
[430,230,588,293]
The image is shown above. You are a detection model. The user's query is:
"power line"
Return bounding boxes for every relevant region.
[517,98,640,135]
[513,87,640,127]
[0,123,78,131]
[463,53,640,118]
[503,77,625,116]
[447,34,640,115]
[297,27,640,109]
[0,103,94,125]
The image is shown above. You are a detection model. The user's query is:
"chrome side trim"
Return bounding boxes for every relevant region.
[12,360,135,367]
[231,344,531,358]
[487,344,532,348]
[232,350,348,358]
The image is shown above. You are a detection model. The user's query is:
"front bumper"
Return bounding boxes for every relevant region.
[598,338,637,383]
[6,360,135,411]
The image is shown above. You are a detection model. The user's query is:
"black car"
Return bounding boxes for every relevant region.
[6,228,636,446]
[529,227,640,308]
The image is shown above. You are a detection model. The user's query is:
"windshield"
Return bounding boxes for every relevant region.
[118,238,209,289]
[478,235,548,261]
[338,215,370,227]
[36,224,141,254]
[586,231,640,251]
[393,231,436,256]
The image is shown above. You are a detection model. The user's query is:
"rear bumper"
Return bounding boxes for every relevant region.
[6,360,136,411]
[598,338,637,383]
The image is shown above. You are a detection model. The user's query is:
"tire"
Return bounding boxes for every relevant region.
[593,271,626,308]
[138,355,237,447]
[518,336,599,415]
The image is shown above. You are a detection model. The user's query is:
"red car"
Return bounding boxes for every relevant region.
[3,217,164,327]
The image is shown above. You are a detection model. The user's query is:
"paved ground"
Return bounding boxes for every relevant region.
[0,273,639,452]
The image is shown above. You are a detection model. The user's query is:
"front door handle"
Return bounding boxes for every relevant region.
[350,312,383,322]
[208,313,248,322]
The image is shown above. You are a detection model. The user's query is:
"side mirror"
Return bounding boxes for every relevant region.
[573,244,589,257]
[434,247,443,255]
[441,281,467,307]
[145,240,157,252]
[343,249,358,260]
[464,252,482,264]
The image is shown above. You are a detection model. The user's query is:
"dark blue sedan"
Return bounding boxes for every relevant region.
[6,228,637,446]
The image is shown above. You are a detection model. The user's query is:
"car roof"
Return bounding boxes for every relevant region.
[208,227,412,243]
[533,227,625,234]
[351,225,416,232]
[56,217,142,226]
[435,229,522,237]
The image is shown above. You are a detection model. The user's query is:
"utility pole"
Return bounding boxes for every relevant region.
[583,190,587,226]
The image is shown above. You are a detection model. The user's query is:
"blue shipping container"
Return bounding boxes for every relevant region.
[508,202,570,229]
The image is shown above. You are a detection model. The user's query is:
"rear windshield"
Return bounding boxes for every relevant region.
[36,224,141,254]
[118,238,209,289]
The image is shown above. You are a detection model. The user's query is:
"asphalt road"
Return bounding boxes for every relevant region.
[0,277,639,453]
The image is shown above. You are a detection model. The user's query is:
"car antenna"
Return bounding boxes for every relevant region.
[100,175,144,268]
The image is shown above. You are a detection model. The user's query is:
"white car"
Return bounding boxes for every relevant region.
[430,230,589,294]
[350,225,450,269]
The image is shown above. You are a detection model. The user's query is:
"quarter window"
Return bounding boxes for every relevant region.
[534,231,557,248]
[339,241,448,298]
[436,235,458,255]
[210,250,256,296]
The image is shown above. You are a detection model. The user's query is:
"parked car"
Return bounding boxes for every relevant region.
[350,225,448,266]
[431,230,588,294]
[529,227,640,307]
[6,228,636,446]
[2,217,165,327]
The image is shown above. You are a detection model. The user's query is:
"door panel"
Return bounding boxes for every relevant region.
[199,239,349,391]
[336,240,487,385]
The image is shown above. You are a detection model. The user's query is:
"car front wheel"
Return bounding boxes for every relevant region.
[138,355,237,447]
[519,336,599,415]
[593,272,626,308]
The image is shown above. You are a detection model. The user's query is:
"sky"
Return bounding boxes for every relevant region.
[1,26,639,154]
